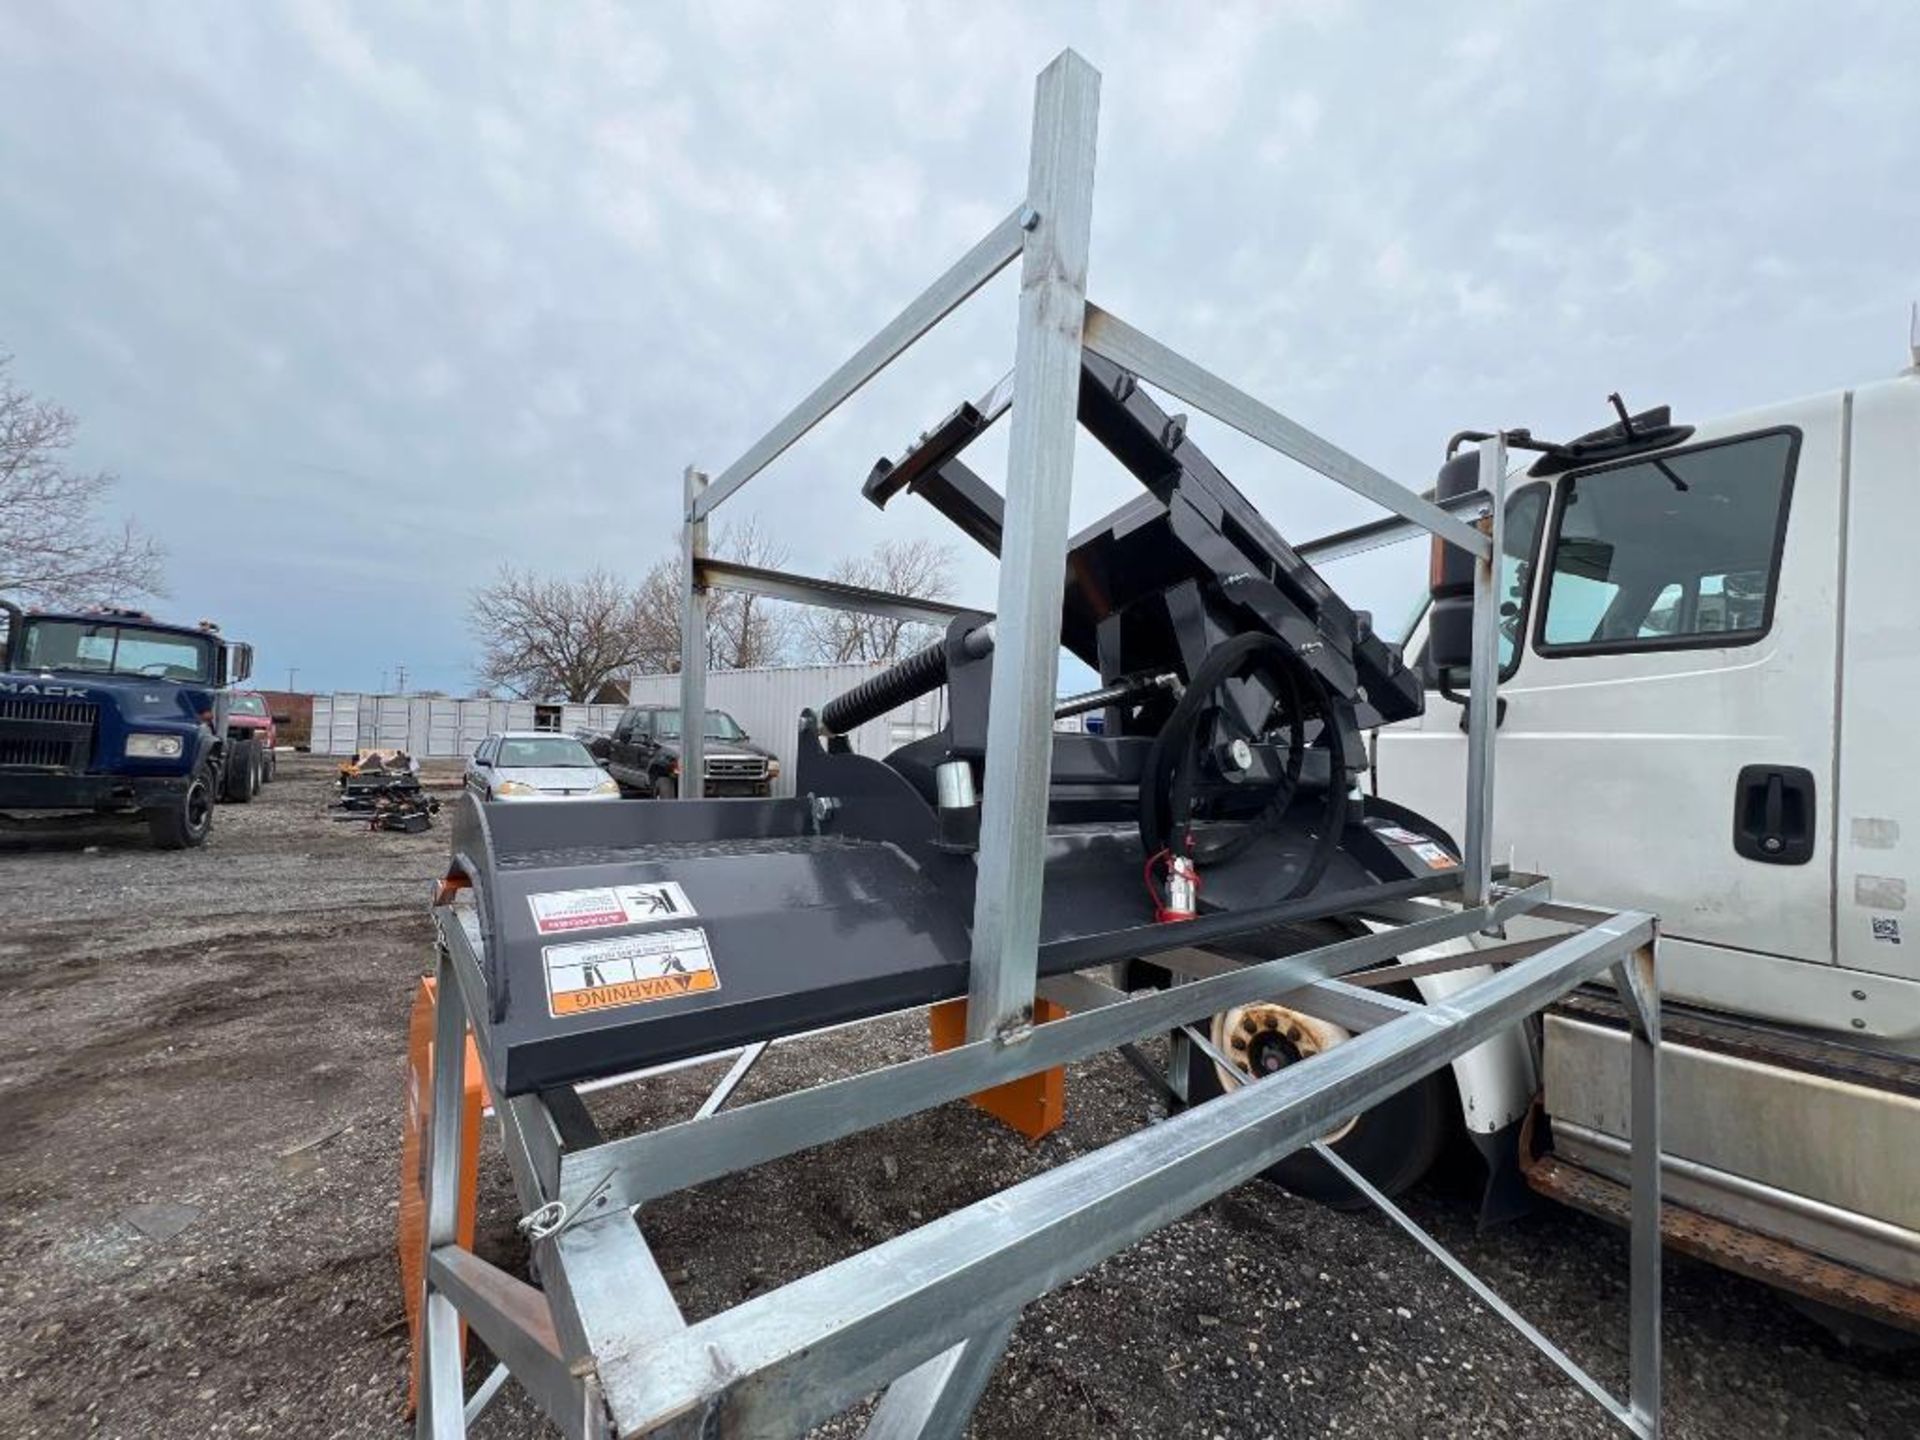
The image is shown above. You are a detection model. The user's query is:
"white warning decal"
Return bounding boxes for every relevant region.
[543,927,719,1017]
[1373,824,1432,846]
[527,881,697,935]
[1409,841,1460,871]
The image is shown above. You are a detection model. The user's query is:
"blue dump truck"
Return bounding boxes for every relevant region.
[0,601,268,849]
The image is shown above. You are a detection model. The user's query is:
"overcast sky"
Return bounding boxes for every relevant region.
[2,2,1915,695]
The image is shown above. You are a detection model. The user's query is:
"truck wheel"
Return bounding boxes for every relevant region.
[1137,919,1452,1210]
[1184,995,1450,1209]
[223,743,258,803]
[652,776,678,800]
[261,749,276,784]
[147,765,215,849]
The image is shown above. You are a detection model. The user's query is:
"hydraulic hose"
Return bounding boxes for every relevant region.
[1137,633,1348,902]
[818,624,994,736]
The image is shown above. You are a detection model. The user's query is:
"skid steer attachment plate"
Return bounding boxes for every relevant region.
[449,794,972,1096]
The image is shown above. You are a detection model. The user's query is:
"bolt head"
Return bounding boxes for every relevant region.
[1018,205,1041,231]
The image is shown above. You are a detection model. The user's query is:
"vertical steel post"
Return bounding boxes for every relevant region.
[679,466,710,800]
[861,1313,1019,1440]
[965,48,1101,1042]
[1165,1020,1193,1104]
[1462,434,1508,910]
[417,944,469,1439]
[1617,944,1663,1436]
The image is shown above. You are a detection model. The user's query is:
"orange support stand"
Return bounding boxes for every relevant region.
[928,996,1068,1140]
[398,976,488,1415]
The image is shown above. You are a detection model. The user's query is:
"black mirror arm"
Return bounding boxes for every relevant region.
[1437,670,1507,730]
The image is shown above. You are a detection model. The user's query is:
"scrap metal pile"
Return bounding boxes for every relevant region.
[332,750,439,834]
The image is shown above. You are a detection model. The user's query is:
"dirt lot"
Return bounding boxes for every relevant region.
[0,754,1914,1439]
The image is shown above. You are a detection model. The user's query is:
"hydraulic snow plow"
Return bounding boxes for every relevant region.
[403,51,1665,1440]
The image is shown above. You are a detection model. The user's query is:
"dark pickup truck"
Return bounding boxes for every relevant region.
[603,704,779,799]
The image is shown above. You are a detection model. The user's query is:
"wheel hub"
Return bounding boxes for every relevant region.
[1209,1002,1357,1142]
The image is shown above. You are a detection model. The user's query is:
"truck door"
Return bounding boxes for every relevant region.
[1380,396,1843,967]
[1835,380,1920,983]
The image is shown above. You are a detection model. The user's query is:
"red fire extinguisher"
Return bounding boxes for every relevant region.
[1145,847,1200,923]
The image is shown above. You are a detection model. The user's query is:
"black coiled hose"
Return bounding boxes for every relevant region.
[818,635,953,736]
[1137,633,1347,903]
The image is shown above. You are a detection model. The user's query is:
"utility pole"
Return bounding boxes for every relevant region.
[286,666,298,694]
[395,663,409,695]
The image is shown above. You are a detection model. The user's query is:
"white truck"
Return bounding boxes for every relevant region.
[1361,337,1919,1337]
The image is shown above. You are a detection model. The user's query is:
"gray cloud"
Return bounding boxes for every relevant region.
[0,1,1914,691]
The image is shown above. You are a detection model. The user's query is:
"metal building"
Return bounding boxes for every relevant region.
[305,662,946,797]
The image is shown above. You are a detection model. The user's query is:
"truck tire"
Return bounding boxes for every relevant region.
[652,776,678,800]
[1184,1019,1450,1209]
[147,764,216,849]
[1136,919,1453,1210]
[261,748,276,784]
[223,742,258,803]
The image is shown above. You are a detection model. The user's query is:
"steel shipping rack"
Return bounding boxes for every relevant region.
[415,50,1665,1440]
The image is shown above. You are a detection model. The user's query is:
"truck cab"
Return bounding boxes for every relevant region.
[1376,368,1920,1331]
[0,604,260,848]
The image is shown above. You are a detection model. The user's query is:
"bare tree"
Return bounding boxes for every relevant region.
[799,538,956,663]
[0,355,165,606]
[468,567,646,702]
[632,517,795,674]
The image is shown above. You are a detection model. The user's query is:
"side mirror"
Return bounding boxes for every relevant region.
[1426,451,1482,674]
[0,598,21,671]
[271,712,292,725]
[230,642,255,684]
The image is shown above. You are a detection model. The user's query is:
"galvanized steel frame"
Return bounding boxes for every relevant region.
[413,46,1667,1440]
[419,891,1662,1438]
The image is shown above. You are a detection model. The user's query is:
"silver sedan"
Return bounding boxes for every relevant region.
[465,731,620,802]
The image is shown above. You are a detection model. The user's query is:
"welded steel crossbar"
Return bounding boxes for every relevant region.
[417,892,1662,1438]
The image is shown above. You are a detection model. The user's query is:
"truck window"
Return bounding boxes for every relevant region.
[1496,485,1548,677]
[21,620,214,683]
[1536,429,1796,654]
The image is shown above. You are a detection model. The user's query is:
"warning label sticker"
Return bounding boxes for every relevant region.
[1410,841,1460,871]
[527,881,697,935]
[1373,824,1431,846]
[543,928,719,1017]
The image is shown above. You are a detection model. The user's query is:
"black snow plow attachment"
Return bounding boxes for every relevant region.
[445,352,1461,1099]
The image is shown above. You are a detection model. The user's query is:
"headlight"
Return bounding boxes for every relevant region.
[592,778,619,796]
[126,733,184,759]
[767,759,781,778]
[494,779,537,796]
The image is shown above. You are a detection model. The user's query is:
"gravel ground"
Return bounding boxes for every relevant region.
[0,754,1914,1438]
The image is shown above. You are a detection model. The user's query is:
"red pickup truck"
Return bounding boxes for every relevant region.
[226,693,287,785]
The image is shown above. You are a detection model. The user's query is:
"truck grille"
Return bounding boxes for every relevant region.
[704,755,767,781]
[0,736,79,767]
[0,696,96,725]
[0,697,99,770]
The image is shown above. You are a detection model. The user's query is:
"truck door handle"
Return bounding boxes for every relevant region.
[1733,764,1815,865]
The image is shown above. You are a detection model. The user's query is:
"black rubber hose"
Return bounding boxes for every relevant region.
[819,636,952,735]
[1139,633,1348,902]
